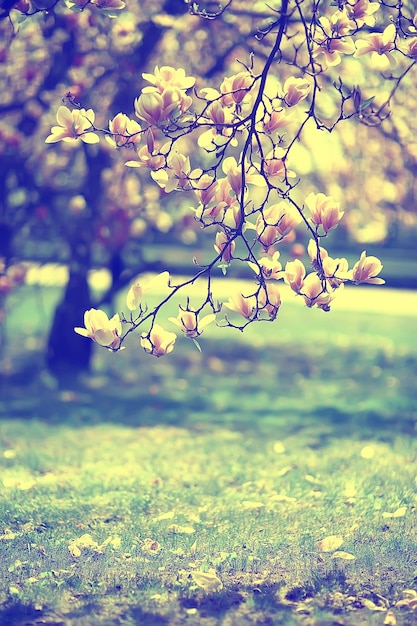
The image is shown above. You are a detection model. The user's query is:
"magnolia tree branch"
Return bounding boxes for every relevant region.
[41,0,416,357]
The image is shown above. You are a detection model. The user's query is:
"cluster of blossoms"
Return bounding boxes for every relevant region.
[311,1,413,71]
[12,0,126,20]
[44,0,410,357]
[74,272,216,357]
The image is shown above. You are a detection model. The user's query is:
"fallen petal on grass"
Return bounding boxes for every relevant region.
[382,506,406,518]
[315,535,344,552]
[191,570,223,592]
[331,551,356,560]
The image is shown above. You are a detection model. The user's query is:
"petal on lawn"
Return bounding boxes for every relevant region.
[315,535,344,552]
[331,551,356,560]
[191,570,223,592]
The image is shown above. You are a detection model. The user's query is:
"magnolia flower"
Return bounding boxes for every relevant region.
[307,239,329,268]
[222,204,241,229]
[202,100,234,130]
[205,178,236,220]
[350,251,385,284]
[106,113,141,148]
[214,231,235,263]
[305,192,344,234]
[258,282,281,319]
[151,152,201,193]
[198,128,232,152]
[313,35,356,68]
[283,77,311,106]
[126,144,166,170]
[262,150,296,185]
[346,0,380,28]
[255,223,280,249]
[312,13,356,68]
[322,255,349,288]
[192,174,217,206]
[262,108,294,134]
[169,308,216,338]
[126,272,170,311]
[197,197,240,229]
[222,156,243,196]
[134,92,170,125]
[142,66,195,93]
[247,252,283,280]
[221,157,265,198]
[194,178,232,224]
[141,324,177,357]
[197,100,234,152]
[205,100,227,127]
[126,129,168,169]
[402,37,417,59]
[224,293,256,319]
[284,259,306,293]
[74,309,121,348]
[301,274,335,311]
[220,71,253,106]
[134,88,192,126]
[321,10,352,37]
[355,23,397,69]
[274,202,302,236]
[45,106,99,144]
[256,202,301,248]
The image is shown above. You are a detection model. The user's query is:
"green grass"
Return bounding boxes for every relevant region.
[0,286,416,624]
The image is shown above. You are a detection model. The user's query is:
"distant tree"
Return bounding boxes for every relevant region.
[1,0,416,367]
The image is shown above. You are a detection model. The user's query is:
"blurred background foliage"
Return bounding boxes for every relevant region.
[0,0,416,378]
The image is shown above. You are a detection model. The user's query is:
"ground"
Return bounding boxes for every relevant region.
[0,282,416,625]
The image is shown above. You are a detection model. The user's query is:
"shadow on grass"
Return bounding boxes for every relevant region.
[180,588,245,616]
[0,600,66,626]
[1,338,416,441]
[128,607,169,625]
[179,582,321,625]
[0,577,412,626]
[0,599,172,626]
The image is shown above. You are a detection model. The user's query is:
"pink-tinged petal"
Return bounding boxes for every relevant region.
[45,129,68,143]
[325,52,342,67]
[141,323,177,357]
[382,23,396,45]
[56,105,73,127]
[354,43,374,57]
[94,328,117,347]
[74,327,89,337]
[126,284,144,311]
[109,313,122,335]
[61,136,78,143]
[367,277,385,285]
[84,109,95,124]
[199,313,216,330]
[224,293,256,318]
[84,308,109,330]
[81,132,100,144]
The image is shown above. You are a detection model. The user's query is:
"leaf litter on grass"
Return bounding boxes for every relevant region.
[0,416,416,625]
[0,302,417,624]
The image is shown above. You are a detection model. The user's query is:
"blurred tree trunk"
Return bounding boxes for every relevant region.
[45,0,188,381]
[46,145,108,381]
[46,263,92,380]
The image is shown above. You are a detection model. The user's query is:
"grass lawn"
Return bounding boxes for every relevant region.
[0,284,416,625]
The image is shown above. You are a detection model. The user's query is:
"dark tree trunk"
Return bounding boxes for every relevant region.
[44,3,187,381]
[46,268,92,381]
[46,144,109,381]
